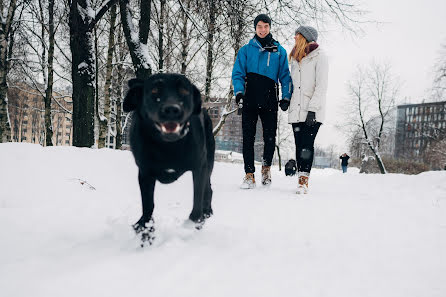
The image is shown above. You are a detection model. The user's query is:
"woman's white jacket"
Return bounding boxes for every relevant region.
[288,47,328,124]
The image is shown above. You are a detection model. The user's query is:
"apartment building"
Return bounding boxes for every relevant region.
[395,101,446,159]
[7,84,73,146]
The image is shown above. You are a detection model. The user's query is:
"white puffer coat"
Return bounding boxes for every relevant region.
[288,47,328,123]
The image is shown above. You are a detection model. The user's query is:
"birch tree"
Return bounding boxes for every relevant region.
[0,0,21,142]
[98,3,117,148]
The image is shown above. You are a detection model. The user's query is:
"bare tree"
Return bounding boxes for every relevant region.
[98,3,117,148]
[275,110,294,170]
[69,0,118,147]
[119,0,152,79]
[431,43,446,102]
[0,0,22,142]
[345,62,400,174]
[113,21,130,149]
[43,0,56,146]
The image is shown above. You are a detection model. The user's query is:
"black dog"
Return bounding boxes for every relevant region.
[285,159,297,176]
[123,73,215,246]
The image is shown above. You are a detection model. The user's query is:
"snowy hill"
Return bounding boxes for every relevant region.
[1,143,445,297]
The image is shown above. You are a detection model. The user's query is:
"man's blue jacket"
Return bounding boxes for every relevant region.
[232,38,293,100]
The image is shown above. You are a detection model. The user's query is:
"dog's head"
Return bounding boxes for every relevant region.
[123,73,202,142]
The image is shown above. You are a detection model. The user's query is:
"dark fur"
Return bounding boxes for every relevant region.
[285,159,297,176]
[123,73,215,236]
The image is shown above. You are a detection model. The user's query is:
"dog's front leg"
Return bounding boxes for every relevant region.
[133,172,156,246]
[189,167,207,226]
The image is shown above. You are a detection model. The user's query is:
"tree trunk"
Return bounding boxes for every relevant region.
[114,24,125,150]
[204,0,216,102]
[69,0,117,147]
[180,0,189,74]
[44,0,55,146]
[69,0,96,147]
[158,0,165,72]
[0,0,17,143]
[119,0,152,79]
[98,4,117,148]
[276,144,282,171]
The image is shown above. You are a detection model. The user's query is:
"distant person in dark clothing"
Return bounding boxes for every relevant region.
[340,153,350,173]
[232,13,292,189]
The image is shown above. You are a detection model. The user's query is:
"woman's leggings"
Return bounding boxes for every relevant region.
[292,122,321,173]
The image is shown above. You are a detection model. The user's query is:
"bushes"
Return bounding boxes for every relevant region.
[382,158,431,174]
[349,157,431,174]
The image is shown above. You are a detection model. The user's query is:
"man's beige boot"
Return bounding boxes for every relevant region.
[261,165,272,185]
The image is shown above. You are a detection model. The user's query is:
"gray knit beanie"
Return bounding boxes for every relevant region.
[295,26,318,42]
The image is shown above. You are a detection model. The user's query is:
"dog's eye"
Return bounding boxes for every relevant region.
[151,87,159,94]
[178,88,190,96]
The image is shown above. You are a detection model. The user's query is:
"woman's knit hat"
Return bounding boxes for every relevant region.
[295,26,318,42]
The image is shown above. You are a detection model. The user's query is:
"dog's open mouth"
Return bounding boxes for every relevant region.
[155,122,184,134]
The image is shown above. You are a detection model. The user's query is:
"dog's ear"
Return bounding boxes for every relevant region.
[192,84,202,115]
[123,78,144,112]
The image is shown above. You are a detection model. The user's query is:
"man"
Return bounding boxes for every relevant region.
[340,153,350,173]
[232,14,292,189]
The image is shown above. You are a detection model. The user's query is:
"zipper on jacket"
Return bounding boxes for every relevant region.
[267,52,271,66]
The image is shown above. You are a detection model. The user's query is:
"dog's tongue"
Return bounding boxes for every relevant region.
[161,122,180,134]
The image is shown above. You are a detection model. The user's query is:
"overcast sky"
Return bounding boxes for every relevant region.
[280,0,446,152]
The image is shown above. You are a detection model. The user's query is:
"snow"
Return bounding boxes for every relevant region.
[1,143,445,297]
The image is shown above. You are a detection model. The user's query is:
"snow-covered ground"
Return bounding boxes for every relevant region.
[1,143,445,297]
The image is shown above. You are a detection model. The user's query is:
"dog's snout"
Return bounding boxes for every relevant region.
[160,104,183,120]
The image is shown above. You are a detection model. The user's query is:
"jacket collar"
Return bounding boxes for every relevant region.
[249,37,279,50]
[303,47,320,59]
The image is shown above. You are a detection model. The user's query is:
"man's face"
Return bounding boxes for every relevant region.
[256,21,270,38]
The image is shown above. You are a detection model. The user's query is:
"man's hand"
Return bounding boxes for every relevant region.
[235,93,244,105]
[236,93,244,115]
[305,111,317,126]
[279,99,290,111]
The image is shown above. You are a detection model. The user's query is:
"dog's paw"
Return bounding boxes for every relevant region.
[133,217,156,247]
[140,227,155,247]
[203,208,213,219]
[183,218,205,230]
[194,219,205,230]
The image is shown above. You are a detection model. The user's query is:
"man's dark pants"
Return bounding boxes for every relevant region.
[242,107,277,173]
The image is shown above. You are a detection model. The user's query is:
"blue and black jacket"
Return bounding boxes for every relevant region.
[232,37,293,110]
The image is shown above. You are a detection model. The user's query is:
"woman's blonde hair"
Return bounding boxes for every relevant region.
[289,34,309,62]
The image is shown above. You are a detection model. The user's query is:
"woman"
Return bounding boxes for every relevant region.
[286,26,328,194]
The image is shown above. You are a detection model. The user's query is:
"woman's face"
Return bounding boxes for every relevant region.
[294,33,302,44]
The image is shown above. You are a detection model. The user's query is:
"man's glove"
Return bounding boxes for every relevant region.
[235,93,244,115]
[279,99,290,111]
[235,93,244,105]
[305,111,317,126]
